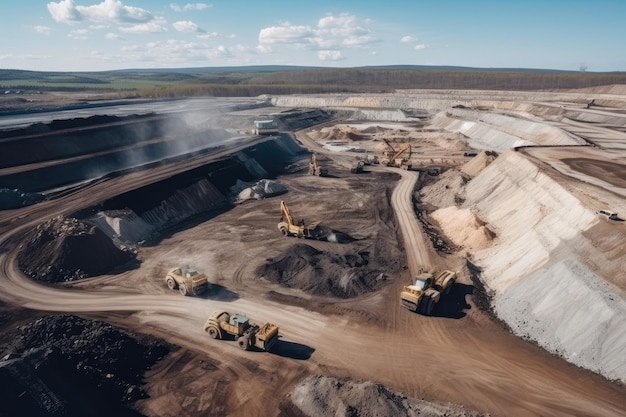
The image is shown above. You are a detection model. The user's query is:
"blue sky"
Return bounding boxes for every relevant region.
[1,0,625,72]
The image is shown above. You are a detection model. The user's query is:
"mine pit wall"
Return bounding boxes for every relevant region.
[96,134,307,234]
[464,150,626,382]
[431,109,584,151]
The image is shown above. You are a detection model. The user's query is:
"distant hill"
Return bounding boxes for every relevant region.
[1,66,625,96]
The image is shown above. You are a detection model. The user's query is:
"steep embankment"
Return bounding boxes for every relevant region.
[460,150,626,382]
[430,108,584,151]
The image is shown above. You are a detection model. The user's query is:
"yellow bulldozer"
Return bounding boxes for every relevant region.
[203,310,279,352]
[309,153,328,176]
[400,270,456,315]
[380,138,412,169]
[277,200,321,239]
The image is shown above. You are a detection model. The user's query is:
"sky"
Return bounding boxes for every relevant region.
[1,0,625,72]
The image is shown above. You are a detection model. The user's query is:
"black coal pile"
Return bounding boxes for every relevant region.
[18,216,136,282]
[0,314,170,417]
[257,244,386,298]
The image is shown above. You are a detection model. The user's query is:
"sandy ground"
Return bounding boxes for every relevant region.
[1,90,626,416]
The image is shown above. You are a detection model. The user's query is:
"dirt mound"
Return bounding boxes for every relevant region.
[430,206,495,250]
[18,216,136,282]
[285,375,486,417]
[257,244,386,298]
[461,150,498,177]
[420,170,468,209]
[0,314,170,417]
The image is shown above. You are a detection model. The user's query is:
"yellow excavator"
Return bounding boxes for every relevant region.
[309,153,328,176]
[277,200,321,238]
[380,139,412,169]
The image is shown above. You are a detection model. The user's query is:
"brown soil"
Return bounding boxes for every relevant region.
[1,98,625,417]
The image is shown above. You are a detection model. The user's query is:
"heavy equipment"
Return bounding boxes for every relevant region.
[380,139,412,169]
[309,153,328,176]
[165,267,210,296]
[203,310,279,351]
[277,200,321,239]
[350,160,365,173]
[400,270,456,315]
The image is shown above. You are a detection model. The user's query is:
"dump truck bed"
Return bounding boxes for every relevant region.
[254,322,279,351]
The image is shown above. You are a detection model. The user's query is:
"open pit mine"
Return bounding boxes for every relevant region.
[0,89,625,417]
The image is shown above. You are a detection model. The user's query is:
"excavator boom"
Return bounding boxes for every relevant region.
[381,139,412,168]
[280,200,295,226]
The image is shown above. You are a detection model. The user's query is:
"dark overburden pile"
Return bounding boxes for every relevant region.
[0,314,170,417]
[257,244,386,298]
[18,216,136,282]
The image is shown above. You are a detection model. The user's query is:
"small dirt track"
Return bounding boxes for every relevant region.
[1,136,626,417]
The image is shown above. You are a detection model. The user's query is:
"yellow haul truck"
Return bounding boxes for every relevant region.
[203,310,279,352]
[165,267,209,296]
[400,271,456,315]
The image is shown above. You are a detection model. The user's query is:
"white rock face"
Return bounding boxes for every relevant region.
[495,259,626,382]
[463,150,626,382]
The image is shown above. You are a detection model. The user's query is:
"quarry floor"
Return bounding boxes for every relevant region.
[1,92,626,417]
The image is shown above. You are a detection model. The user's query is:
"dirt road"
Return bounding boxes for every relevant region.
[1,137,626,417]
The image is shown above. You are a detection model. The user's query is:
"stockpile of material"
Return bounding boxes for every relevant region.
[236,179,287,202]
[86,209,156,245]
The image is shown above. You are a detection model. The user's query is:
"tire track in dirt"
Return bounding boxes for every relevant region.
[1,132,626,416]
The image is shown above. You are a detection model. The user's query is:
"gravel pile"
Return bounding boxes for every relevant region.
[18,216,136,282]
[258,244,387,298]
[285,375,487,417]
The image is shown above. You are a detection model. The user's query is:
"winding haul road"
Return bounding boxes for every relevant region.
[1,129,625,417]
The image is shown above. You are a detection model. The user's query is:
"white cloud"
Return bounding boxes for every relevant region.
[318,50,344,61]
[105,32,121,39]
[48,0,82,23]
[343,35,376,47]
[259,23,315,45]
[258,12,378,62]
[69,28,89,39]
[77,0,153,23]
[318,13,356,29]
[401,35,417,43]
[173,20,200,33]
[120,39,232,64]
[170,3,210,12]
[414,44,427,50]
[120,16,167,34]
[35,26,52,35]
[47,0,166,34]
[197,31,220,40]
[256,44,273,54]
[122,44,141,51]
[89,24,108,30]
